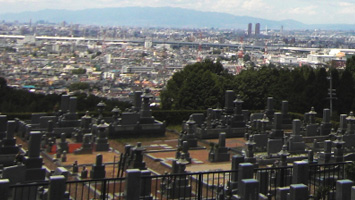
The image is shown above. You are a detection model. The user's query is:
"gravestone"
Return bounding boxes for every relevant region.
[181,141,191,163]
[80,165,88,179]
[139,89,155,124]
[265,97,274,120]
[132,91,143,112]
[2,163,26,184]
[128,142,146,170]
[60,95,70,112]
[58,133,69,153]
[245,135,256,163]
[288,119,306,154]
[278,145,290,167]
[270,113,284,138]
[96,101,106,122]
[267,138,283,157]
[338,114,348,134]
[320,109,332,135]
[333,134,345,162]
[209,132,230,162]
[90,154,106,179]
[61,150,67,162]
[74,133,93,154]
[305,107,319,136]
[0,120,19,154]
[0,115,7,139]
[81,165,88,179]
[318,140,332,164]
[225,90,236,115]
[74,111,92,142]
[95,121,110,151]
[164,153,192,199]
[72,161,79,173]
[179,116,198,148]
[346,111,355,135]
[23,131,46,181]
[281,101,292,127]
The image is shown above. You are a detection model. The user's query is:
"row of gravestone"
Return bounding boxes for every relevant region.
[123,160,347,200]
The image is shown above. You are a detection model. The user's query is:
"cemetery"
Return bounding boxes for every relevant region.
[1,90,355,199]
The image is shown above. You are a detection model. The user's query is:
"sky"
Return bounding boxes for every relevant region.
[0,0,354,24]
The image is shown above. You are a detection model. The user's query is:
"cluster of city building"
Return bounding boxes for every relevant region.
[0,21,354,102]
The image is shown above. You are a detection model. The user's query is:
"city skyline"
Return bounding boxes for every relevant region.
[0,0,354,25]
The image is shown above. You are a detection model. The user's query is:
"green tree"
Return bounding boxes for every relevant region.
[161,60,231,110]
[346,55,355,73]
[243,54,251,62]
[68,82,90,92]
[337,70,355,113]
[72,68,87,75]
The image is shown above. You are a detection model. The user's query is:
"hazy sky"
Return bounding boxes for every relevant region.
[0,0,354,24]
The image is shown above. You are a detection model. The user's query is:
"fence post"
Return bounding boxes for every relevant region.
[0,179,10,199]
[289,184,308,200]
[336,179,353,200]
[101,179,107,200]
[125,169,141,200]
[197,173,203,200]
[48,175,66,200]
[276,187,290,200]
[140,170,152,199]
[292,161,309,185]
[238,163,254,189]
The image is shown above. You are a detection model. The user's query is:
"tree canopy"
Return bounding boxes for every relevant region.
[161,56,355,118]
[160,60,233,110]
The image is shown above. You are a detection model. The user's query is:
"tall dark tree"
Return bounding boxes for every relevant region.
[337,70,355,114]
[346,55,355,73]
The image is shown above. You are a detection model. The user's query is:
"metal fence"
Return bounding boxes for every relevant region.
[7,162,350,200]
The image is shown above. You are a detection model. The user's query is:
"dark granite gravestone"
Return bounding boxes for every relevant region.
[319,140,332,164]
[305,107,319,136]
[346,111,355,135]
[245,135,256,163]
[23,131,46,181]
[74,133,93,154]
[58,133,69,153]
[90,154,106,179]
[128,142,146,170]
[320,109,332,135]
[178,116,198,148]
[95,121,110,151]
[209,132,230,162]
[270,112,284,138]
[288,119,306,154]
[2,163,26,184]
[163,153,192,199]
[0,115,7,139]
[0,120,19,155]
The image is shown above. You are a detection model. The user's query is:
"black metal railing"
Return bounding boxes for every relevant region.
[8,162,350,200]
[9,181,49,200]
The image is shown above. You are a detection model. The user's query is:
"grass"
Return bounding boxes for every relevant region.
[166,124,182,132]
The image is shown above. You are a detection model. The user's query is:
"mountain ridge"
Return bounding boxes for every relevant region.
[0,6,353,30]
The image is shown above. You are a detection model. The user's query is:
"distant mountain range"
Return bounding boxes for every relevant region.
[0,7,354,30]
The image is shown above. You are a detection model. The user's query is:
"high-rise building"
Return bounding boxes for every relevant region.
[248,23,252,36]
[255,23,260,35]
[280,25,284,35]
